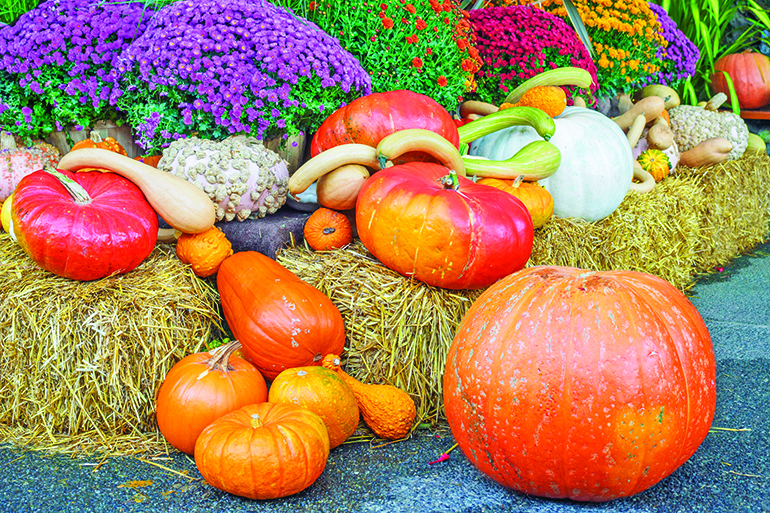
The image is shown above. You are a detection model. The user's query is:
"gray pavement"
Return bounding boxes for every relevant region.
[1,242,769,512]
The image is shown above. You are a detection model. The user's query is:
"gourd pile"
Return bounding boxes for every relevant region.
[1,61,767,502]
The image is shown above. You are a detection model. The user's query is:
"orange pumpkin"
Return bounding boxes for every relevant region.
[176,226,233,277]
[71,131,127,155]
[269,366,360,448]
[711,50,770,109]
[133,155,162,168]
[444,266,717,501]
[195,402,330,500]
[304,207,353,251]
[217,251,346,380]
[477,177,554,229]
[155,341,268,455]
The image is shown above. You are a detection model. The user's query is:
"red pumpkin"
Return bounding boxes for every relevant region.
[444,266,717,502]
[12,168,158,281]
[195,402,330,500]
[217,251,346,380]
[156,341,268,455]
[356,163,534,289]
[711,50,770,109]
[310,90,460,164]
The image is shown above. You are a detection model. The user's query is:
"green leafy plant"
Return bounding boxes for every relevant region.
[0,0,39,25]
[651,0,770,105]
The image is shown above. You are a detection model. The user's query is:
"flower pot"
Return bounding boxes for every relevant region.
[45,120,142,158]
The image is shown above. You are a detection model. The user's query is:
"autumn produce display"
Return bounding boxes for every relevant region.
[1,0,769,506]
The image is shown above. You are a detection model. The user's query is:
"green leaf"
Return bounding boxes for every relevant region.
[716,70,741,115]
[747,0,770,30]
[562,0,594,59]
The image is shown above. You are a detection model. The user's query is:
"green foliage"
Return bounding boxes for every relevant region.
[0,0,39,25]
[650,0,770,105]
[274,0,481,110]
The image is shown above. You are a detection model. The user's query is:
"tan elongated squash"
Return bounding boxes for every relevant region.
[646,118,674,150]
[57,148,216,234]
[289,144,379,195]
[376,129,466,176]
[679,138,733,168]
[316,164,370,210]
[613,96,666,130]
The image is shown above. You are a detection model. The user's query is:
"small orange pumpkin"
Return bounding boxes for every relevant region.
[71,131,127,155]
[176,226,233,277]
[477,177,554,229]
[637,149,671,182]
[304,207,353,251]
[156,340,269,455]
[195,402,330,500]
[269,366,360,448]
[133,155,162,168]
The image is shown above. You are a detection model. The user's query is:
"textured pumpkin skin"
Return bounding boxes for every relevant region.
[477,178,554,229]
[470,107,633,222]
[444,266,717,502]
[176,226,233,277]
[217,251,346,379]
[636,149,671,182]
[12,169,158,281]
[195,402,330,500]
[356,162,533,289]
[269,366,359,448]
[711,51,770,109]
[311,90,460,164]
[156,343,268,455]
[304,207,353,251]
[0,137,60,202]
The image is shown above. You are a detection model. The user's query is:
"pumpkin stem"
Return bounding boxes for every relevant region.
[1,131,16,151]
[250,413,263,429]
[322,227,336,235]
[438,170,460,191]
[88,131,104,143]
[44,166,92,205]
[512,175,524,188]
[204,340,243,372]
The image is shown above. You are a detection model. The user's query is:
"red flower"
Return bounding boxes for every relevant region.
[461,58,475,72]
[426,47,433,55]
[415,18,427,30]
[412,57,423,68]
[401,17,408,23]
[405,3,416,13]
[406,34,418,43]
[443,17,450,24]
[381,3,388,9]
[309,1,316,9]
[433,26,439,32]
[438,76,448,87]
[370,36,377,42]
[382,17,394,29]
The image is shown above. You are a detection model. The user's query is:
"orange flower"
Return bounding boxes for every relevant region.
[382,17,394,29]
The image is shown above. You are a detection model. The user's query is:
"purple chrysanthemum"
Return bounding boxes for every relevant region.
[115,0,371,151]
[642,3,700,88]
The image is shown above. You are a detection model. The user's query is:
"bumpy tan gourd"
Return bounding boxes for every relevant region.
[321,354,416,440]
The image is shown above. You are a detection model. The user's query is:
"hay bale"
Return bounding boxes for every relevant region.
[277,242,482,422]
[278,155,770,421]
[0,235,221,454]
[531,154,770,290]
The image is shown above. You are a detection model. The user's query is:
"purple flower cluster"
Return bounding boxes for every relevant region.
[469,6,598,105]
[116,0,371,150]
[644,3,700,88]
[0,0,155,130]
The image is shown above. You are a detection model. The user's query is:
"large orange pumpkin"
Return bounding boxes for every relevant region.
[268,366,359,448]
[476,177,554,229]
[195,402,330,500]
[155,341,268,455]
[356,163,534,290]
[711,50,770,109]
[443,266,717,502]
[217,251,346,380]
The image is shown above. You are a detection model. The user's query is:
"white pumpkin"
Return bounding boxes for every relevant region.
[469,107,633,222]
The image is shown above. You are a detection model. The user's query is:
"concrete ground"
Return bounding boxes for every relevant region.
[1,242,769,513]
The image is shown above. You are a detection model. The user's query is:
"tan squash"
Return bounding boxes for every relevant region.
[376,129,466,176]
[746,133,767,155]
[635,84,681,110]
[679,138,733,168]
[459,101,499,118]
[646,118,674,150]
[626,114,647,149]
[629,161,656,193]
[316,164,370,211]
[289,144,379,195]
[322,354,416,440]
[57,148,216,234]
[612,96,666,131]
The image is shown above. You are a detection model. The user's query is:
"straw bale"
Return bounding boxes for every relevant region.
[278,154,770,421]
[0,235,221,455]
[277,242,482,422]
